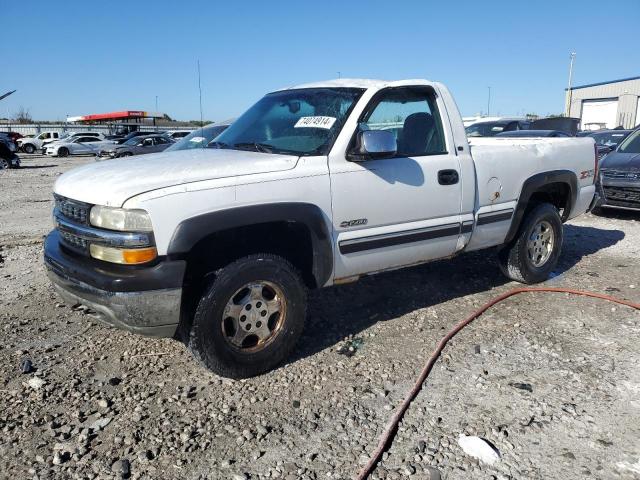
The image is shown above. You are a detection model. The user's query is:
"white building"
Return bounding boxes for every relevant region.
[567,76,640,130]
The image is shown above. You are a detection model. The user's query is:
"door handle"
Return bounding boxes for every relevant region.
[438,169,459,185]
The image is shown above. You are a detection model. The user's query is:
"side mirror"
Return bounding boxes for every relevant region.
[349,130,397,161]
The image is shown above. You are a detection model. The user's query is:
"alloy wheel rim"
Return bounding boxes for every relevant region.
[221,281,286,352]
[527,220,554,267]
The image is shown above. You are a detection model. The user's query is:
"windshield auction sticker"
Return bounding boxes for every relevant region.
[294,116,337,129]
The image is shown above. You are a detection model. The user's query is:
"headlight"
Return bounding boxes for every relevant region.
[89,206,153,232]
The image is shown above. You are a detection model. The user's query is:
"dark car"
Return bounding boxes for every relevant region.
[115,131,164,145]
[465,119,530,137]
[164,122,232,152]
[0,135,20,169]
[2,131,23,142]
[582,130,632,159]
[596,127,640,211]
[97,134,175,159]
[496,130,571,138]
[529,117,580,136]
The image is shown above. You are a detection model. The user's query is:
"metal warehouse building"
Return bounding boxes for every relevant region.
[567,76,640,130]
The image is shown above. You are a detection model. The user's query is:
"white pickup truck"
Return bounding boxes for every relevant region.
[45,79,598,378]
[18,131,63,154]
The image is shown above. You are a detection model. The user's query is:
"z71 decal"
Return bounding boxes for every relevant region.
[340,218,368,228]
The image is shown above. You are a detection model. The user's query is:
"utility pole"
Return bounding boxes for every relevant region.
[566,52,576,117]
[487,86,491,116]
[155,96,158,112]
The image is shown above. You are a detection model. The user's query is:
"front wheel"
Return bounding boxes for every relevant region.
[188,254,307,378]
[498,203,563,284]
[23,144,35,154]
[57,147,69,157]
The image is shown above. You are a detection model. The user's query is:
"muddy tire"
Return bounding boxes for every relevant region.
[188,254,307,379]
[498,203,563,284]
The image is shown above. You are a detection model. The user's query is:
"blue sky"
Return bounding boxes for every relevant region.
[2,0,639,121]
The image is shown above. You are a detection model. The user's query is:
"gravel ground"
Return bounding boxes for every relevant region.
[1,154,639,480]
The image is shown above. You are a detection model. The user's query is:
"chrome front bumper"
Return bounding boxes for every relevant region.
[44,230,184,338]
[47,269,181,337]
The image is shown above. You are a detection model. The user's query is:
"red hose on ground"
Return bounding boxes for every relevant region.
[355,287,640,480]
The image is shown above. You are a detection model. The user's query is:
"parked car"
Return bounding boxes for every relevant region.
[165,130,194,140]
[45,136,115,157]
[0,132,18,150]
[45,78,597,378]
[496,130,571,138]
[164,122,232,152]
[0,135,20,169]
[595,127,640,211]
[585,129,631,148]
[465,119,531,137]
[2,131,23,142]
[529,117,580,136]
[114,131,163,145]
[18,131,63,153]
[42,132,106,153]
[97,134,174,158]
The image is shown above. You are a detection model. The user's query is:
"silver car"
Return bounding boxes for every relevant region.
[97,134,175,158]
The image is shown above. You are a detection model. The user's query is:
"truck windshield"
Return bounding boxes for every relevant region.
[213,87,365,156]
[617,129,640,154]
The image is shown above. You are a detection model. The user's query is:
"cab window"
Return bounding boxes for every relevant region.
[359,87,447,157]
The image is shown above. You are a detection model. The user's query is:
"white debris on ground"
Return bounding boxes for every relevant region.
[457,435,500,465]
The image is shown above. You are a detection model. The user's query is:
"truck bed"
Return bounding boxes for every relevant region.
[468,137,596,218]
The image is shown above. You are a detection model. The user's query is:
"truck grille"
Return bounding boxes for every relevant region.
[603,186,640,206]
[602,170,640,181]
[54,195,90,225]
[59,228,88,251]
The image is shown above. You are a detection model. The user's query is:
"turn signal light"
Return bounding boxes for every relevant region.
[89,245,157,265]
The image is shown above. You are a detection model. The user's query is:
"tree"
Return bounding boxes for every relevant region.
[13,106,32,124]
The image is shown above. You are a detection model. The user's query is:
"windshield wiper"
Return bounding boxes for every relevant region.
[232,142,275,154]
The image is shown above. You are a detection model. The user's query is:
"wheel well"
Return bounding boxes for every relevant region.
[177,222,316,337]
[527,182,572,220]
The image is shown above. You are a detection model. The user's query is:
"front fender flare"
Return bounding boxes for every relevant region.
[167,202,334,287]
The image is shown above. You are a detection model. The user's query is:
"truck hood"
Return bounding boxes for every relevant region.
[600,152,640,171]
[54,148,300,206]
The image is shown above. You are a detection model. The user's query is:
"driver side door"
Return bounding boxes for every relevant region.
[329,86,463,280]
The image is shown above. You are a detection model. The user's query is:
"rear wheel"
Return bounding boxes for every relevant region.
[188,254,307,378]
[57,147,69,157]
[23,144,35,154]
[498,203,563,284]
[1,158,9,169]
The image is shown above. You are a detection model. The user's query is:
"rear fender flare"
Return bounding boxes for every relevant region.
[505,170,578,244]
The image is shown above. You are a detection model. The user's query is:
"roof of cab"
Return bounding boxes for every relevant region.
[279,78,435,91]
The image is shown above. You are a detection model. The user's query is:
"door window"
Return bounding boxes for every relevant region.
[359,87,446,157]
